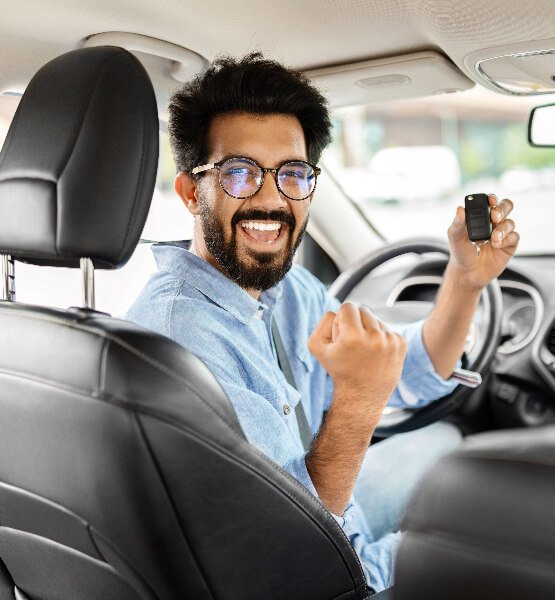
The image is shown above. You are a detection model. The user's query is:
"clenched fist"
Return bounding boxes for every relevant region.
[308,302,406,417]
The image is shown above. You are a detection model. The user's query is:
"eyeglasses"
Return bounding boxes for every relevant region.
[191,157,321,201]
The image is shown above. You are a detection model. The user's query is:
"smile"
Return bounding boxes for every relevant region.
[240,221,285,244]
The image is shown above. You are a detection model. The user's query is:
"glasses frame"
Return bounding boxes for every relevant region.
[191,156,321,201]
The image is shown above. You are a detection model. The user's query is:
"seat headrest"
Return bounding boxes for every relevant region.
[0,46,159,269]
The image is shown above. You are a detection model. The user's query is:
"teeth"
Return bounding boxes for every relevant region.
[241,221,282,231]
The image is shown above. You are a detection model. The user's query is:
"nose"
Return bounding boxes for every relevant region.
[251,171,288,208]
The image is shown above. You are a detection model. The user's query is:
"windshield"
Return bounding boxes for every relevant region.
[1,86,554,313]
[323,87,555,255]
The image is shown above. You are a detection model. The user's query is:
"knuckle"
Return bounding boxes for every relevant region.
[393,332,407,351]
[340,301,356,313]
[360,305,373,318]
[307,334,316,350]
[504,218,515,229]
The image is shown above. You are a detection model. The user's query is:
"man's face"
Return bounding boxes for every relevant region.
[191,113,312,292]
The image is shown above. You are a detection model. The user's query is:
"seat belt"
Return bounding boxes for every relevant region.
[271,317,313,451]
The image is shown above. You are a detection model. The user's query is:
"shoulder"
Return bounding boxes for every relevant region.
[125,270,182,336]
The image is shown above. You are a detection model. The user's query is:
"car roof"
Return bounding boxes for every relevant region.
[2,0,555,115]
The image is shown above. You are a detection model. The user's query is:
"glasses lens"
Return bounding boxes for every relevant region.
[219,158,262,198]
[277,161,316,200]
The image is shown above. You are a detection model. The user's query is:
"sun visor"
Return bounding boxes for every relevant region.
[305,51,474,108]
[464,38,555,96]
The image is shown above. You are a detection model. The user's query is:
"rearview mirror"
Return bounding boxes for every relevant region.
[528,102,555,147]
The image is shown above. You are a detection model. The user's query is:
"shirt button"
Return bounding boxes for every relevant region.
[283,405,291,415]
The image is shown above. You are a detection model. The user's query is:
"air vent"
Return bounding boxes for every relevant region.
[546,321,555,355]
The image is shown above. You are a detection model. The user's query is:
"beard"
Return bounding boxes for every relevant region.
[198,202,308,291]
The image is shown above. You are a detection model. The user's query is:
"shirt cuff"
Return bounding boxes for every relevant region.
[328,500,358,528]
[389,319,460,407]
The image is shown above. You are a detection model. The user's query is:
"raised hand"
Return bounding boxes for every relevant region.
[447,194,520,290]
[308,302,406,421]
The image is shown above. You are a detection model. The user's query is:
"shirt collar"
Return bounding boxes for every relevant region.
[152,242,283,324]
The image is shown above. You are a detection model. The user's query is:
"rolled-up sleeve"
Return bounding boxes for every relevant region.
[388,319,459,407]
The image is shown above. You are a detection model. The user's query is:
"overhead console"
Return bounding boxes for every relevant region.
[464,37,555,95]
[305,51,474,107]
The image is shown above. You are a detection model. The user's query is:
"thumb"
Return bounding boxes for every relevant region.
[308,311,336,356]
[448,205,467,240]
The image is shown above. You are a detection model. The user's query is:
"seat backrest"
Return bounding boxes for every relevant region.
[395,426,555,600]
[0,47,368,600]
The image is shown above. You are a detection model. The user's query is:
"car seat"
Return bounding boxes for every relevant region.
[0,47,370,600]
[394,425,555,599]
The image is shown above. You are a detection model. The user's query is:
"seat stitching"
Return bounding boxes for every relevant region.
[134,413,217,599]
[0,365,363,584]
[0,368,101,398]
[135,409,364,588]
[86,526,160,600]
[0,310,365,584]
[98,337,110,396]
[0,309,237,427]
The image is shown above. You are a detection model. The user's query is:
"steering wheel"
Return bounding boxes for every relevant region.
[328,238,503,436]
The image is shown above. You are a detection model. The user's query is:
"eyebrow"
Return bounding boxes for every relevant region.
[213,153,309,166]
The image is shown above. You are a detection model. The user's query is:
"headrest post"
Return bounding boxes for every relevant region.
[80,258,95,310]
[1,255,16,301]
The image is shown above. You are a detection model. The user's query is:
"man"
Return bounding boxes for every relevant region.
[127,53,519,592]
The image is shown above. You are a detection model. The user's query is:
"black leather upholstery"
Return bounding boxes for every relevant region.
[0,47,369,599]
[394,426,555,600]
[0,47,158,268]
[0,304,368,600]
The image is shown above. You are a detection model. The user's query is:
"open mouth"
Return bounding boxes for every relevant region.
[239,220,288,246]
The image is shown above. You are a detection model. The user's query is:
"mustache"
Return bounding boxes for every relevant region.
[231,209,296,229]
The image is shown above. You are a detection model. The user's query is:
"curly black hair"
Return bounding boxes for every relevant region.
[167,52,332,174]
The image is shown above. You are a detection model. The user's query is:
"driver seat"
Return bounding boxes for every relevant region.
[0,47,369,599]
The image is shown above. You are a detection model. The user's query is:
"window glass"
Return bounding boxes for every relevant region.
[323,87,555,255]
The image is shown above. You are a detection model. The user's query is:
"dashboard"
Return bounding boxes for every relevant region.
[345,254,555,431]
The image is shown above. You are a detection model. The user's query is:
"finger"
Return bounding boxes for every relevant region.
[359,306,386,332]
[491,198,514,224]
[448,205,467,238]
[497,230,520,253]
[336,301,363,330]
[488,193,499,208]
[308,311,336,349]
[491,218,515,247]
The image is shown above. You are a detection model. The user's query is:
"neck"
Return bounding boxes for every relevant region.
[189,235,262,300]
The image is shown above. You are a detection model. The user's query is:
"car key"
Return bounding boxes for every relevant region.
[465,193,492,256]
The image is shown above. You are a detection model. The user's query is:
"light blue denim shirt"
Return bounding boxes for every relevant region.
[126,242,457,591]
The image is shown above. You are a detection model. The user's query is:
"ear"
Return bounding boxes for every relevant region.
[175,172,200,216]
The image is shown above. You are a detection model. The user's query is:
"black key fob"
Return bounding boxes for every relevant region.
[465,193,492,242]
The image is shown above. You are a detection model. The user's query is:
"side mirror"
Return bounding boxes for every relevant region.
[528,102,555,147]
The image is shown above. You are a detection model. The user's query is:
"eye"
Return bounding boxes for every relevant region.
[226,168,251,177]
[282,169,305,179]
[279,162,313,181]
[222,159,260,181]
